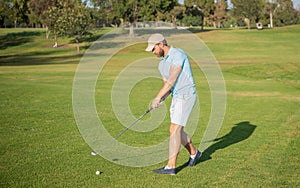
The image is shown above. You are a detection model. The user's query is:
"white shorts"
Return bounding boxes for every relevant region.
[170,92,197,127]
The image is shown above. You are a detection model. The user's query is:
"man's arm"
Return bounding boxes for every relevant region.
[152,66,182,109]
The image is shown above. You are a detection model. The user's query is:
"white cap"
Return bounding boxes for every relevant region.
[145,33,166,52]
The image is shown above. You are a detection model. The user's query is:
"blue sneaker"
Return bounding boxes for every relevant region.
[153,167,176,175]
[186,150,202,166]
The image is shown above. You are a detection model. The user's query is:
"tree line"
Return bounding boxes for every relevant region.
[1,0,299,29]
[1,0,299,51]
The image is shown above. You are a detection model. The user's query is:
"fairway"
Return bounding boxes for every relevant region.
[1,26,300,187]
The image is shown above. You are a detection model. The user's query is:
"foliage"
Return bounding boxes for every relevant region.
[138,0,157,23]
[273,0,299,26]
[168,5,186,27]
[28,0,58,26]
[0,0,13,27]
[231,0,265,29]
[1,0,300,29]
[213,0,228,28]
[182,5,203,26]
[47,0,94,52]
[10,0,30,27]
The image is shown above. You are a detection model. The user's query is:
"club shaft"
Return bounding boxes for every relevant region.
[92,91,170,155]
[94,108,152,154]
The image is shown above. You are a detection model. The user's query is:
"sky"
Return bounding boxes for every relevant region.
[293,0,300,8]
[178,0,300,9]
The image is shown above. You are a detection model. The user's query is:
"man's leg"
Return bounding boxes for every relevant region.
[167,125,199,168]
[181,130,197,155]
[167,123,182,168]
[153,123,201,174]
[181,129,201,167]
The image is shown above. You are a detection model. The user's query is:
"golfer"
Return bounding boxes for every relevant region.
[146,33,201,175]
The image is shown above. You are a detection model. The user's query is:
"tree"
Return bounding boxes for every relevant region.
[214,0,228,28]
[154,0,177,25]
[90,0,127,29]
[48,0,94,53]
[123,0,139,36]
[0,0,13,27]
[168,5,185,28]
[182,5,203,27]
[265,0,277,28]
[11,0,30,28]
[138,0,157,25]
[231,0,265,29]
[273,0,298,26]
[184,0,215,29]
[29,0,58,39]
[297,6,300,24]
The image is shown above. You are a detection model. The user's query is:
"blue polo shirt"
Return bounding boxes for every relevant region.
[158,46,196,97]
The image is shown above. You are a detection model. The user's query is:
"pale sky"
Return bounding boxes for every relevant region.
[178,0,300,9]
[293,0,300,8]
[226,0,300,9]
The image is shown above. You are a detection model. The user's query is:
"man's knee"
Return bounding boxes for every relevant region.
[169,123,182,134]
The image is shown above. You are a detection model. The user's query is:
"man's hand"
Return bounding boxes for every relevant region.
[152,90,171,110]
[151,98,162,109]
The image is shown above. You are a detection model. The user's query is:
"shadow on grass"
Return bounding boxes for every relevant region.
[0,54,82,66]
[0,30,124,66]
[176,121,257,173]
[187,27,235,34]
[0,31,42,50]
[0,28,214,66]
[199,121,257,162]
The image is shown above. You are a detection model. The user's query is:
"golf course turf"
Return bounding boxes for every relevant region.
[1,25,299,187]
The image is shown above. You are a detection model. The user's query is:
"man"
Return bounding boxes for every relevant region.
[145,33,201,175]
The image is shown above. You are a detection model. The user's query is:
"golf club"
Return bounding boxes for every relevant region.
[91,91,170,156]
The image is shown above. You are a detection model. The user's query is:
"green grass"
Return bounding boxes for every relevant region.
[1,25,300,187]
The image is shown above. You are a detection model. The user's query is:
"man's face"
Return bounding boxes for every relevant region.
[152,43,164,57]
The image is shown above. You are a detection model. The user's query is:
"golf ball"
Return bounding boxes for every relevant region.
[96,170,100,175]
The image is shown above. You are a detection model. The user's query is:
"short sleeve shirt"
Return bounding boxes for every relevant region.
[158,46,196,97]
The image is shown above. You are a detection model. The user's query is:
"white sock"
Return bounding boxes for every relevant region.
[190,151,198,159]
[164,165,172,170]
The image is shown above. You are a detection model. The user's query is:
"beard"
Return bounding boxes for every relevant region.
[157,47,164,57]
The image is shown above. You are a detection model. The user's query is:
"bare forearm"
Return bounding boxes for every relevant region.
[155,82,172,99]
[155,65,181,99]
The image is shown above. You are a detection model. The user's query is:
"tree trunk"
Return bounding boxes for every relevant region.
[213,21,216,28]
[53,31,58,48]
[54,31,57,43]
[120,18,124,30]
[129,23,134,38]
[217,17,221,28]
[270,11,273,28]
[244,18,251,29]
[76,41,80,53]
[173,16,177,29]
[74,37,80,53]
[201,16,204,30]
[46,26,51,39]
[155,16,159,27]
